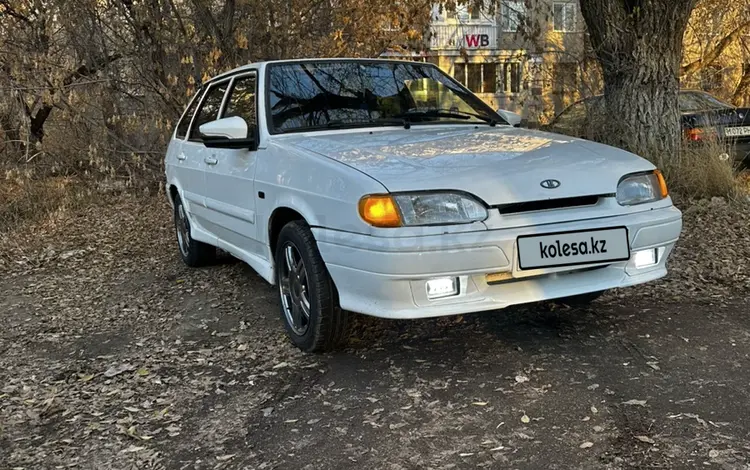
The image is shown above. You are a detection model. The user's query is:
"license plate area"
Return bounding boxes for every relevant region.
[517,227,630,270]
[725,126,750,137]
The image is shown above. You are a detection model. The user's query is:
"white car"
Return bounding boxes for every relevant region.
[165,58,682,352]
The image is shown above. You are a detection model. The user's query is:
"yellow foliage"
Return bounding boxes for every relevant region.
[208,48,222,64]
[235,33,249,50]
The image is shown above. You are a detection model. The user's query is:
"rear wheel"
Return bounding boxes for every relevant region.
[275,221,348,352]
[173,195,216,267]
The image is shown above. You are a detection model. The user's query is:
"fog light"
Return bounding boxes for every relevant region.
[633,249,658,268]
[426,277,459,299]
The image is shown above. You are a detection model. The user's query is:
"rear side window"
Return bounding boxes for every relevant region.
[189,82,228,140]
[223,74,257,129]
[175,91,203,139]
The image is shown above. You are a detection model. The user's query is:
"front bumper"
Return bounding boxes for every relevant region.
[314,205,682,319]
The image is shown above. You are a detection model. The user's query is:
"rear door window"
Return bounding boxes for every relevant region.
[188,82,229,140]
[175,90,203,139]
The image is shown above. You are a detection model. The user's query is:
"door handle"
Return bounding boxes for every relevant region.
[177,153,187,161]
[204,156,218,165]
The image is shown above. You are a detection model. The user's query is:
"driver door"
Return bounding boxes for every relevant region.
[201,72,263,258]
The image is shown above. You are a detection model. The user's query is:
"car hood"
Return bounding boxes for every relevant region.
[276,125,654,206]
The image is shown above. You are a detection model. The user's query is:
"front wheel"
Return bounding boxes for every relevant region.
[275,221,348,352]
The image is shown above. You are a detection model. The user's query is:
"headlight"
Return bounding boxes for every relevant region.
[616,170,669,206]
[359,192,488,227]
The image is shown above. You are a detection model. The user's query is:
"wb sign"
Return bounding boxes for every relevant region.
[465,34,490,48]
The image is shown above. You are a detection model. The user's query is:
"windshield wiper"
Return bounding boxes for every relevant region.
[394,109,497,126]
[369,117,411,129]
[323,118,411,130]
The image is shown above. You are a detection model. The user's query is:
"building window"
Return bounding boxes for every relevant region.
[468,5,482,20]
[501,1,525,32]
[446,2,489,22]
[500,62,522,94]
[553,2,576,32]
[553,63,578,94]
[455,63,497,94]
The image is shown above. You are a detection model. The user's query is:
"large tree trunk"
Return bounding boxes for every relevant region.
[579,0,696,169]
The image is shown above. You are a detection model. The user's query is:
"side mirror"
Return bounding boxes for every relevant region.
[496,109,523,128]
[199,116,256,149]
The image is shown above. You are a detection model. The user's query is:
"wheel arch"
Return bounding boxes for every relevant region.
[168,184,179,207]
[268,206,306,258]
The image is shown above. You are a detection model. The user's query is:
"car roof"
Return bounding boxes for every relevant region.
[207,58,434,85]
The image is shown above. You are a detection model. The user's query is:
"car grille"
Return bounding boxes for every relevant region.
[494,195,603,215]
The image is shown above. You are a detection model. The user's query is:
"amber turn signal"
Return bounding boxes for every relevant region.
[359,195,402,228]
[654,170,669,198]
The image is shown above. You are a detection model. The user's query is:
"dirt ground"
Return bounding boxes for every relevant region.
[2,195,750,469]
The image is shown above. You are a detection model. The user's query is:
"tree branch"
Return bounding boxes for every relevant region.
[680,19,750,77]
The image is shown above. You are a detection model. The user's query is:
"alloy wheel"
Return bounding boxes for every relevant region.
[176,203,191,257]
[279,242,311,336]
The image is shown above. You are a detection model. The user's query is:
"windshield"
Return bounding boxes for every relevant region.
[266,61,503,133]
[679,91,732,113]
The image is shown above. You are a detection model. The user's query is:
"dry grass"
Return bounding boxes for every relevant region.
[663,139,742,200]
[0,176,90,237]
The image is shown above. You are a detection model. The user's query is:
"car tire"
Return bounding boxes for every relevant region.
[557,290,606,306]
[173,195,216,267]
[275,221,348,353]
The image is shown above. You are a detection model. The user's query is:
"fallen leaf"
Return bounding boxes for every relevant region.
[136,368,149,376]
[472,401,488,406]
[104,363,136,378]
[621,399,647,407]
[261,407,274,417]
[580,441,594,449]
[272,362,289,369]
[120,445,145,453]
[634,435,655,444]
[520,414,530,424]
